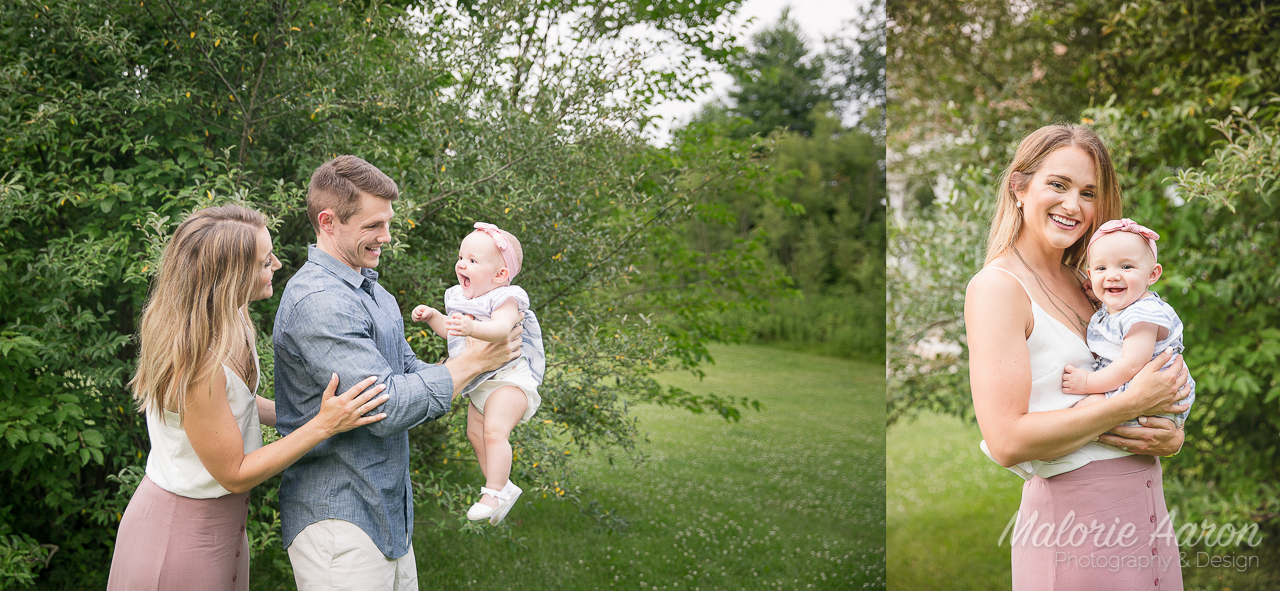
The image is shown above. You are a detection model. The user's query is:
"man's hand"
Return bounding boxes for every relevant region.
[411,305,439,323]
[1062,364,1091,395]
[442,313,524,397]
[445,312,474,337]
[466,314,523,370]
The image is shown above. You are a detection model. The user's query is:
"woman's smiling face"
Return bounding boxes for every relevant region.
[252,227,282,302]
[1015,146,1098,253]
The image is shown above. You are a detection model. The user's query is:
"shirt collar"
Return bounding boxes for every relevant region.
[307,244,379,294]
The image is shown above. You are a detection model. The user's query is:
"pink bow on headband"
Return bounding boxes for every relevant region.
[1088,218,1159,262]
[473,222,520,282]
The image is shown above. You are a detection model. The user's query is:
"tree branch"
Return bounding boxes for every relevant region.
[416,156,529,222]
[542,169,729,307]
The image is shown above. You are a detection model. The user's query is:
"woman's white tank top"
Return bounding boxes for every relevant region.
[976,266,1131,480]
[144,356,264,498]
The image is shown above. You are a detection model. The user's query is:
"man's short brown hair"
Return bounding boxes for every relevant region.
[306,155,399,232]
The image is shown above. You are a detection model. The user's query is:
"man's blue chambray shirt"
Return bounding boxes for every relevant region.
[273,245,454,559]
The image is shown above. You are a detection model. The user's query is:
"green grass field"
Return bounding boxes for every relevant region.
[409,343,885,590]
[887,412,1021,590]
[888,411,1280,591]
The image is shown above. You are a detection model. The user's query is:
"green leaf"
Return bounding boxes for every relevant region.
[82,429,104,447]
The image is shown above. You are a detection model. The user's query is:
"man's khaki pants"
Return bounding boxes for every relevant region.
[288,519,417,591]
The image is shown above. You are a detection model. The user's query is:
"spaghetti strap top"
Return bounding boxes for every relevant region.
[973,266,1131,480]
[144,352,264,498]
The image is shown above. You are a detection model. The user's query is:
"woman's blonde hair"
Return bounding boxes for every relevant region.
[985,124,1123,269]
[130,204,267,421]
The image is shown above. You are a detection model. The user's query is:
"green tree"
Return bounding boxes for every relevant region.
[0,0,783,586]
[828,0,885,136]
[724,9,833,138]
[677,10,886,360]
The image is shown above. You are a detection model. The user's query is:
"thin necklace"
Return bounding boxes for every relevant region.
[1012,246,1089,338]
[224,312,256,388]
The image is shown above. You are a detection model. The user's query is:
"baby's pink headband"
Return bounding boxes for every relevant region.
[1088,218,1159,262]
[472,222,520,282]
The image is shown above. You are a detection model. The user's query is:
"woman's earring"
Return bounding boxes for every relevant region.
[1015,200,1023,208]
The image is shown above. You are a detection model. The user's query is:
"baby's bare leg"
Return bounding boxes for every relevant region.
[1072,394,1107,408]
[477,386,529,508]
[466,401,487,480]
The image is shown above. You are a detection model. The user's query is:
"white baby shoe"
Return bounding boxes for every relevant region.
[489,480,523,526]
[466,487,505,521]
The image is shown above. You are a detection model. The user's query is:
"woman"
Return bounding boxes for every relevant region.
[108,205,390,590]
[965,125,1192,589]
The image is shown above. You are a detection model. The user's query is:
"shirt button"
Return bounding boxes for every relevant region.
[1154,578,1159,586]
[232,575,237,582]
[236,551,241,557]
[1147,480,1153,488]
[1151,547,1157,555]
[1150,515,1156,523]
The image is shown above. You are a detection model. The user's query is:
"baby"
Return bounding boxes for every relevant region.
[412,222,545,526]
[1061,218,1195,427]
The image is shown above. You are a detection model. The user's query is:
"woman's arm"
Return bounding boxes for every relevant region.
[255,395,276,427]
[184,370,388,494]
[967,271,1189,467]
[446,298,521,342]
[1062,322,1159,394]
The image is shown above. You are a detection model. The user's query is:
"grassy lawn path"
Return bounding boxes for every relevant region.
[887,413,1021,590]
[412,343,885,590]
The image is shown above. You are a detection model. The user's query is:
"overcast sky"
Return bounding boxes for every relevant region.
[643,0,871,145]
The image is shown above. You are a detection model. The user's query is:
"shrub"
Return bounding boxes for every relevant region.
[0,0,779,586]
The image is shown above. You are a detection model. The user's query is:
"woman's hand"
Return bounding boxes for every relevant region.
[1117,350,1190,417]
[311,374,389,437]
[1098,416,1184,457]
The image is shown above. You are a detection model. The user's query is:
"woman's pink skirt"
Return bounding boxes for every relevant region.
[1011,455,1183,590]
[107,476,250,591]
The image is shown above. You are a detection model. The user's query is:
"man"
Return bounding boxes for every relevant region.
[273,155,519,590]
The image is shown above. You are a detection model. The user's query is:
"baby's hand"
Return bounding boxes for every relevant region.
[1062,364,1091,395]
[411,305,439,323]
[445,312,474,337]
[1080,276,1100,306]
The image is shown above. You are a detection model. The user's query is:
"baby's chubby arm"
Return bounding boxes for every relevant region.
[1062,322,1160,394]
[446,298,521,342]
[411,305,450,339]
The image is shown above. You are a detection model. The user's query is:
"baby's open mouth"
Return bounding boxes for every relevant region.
[460,274,471,288]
